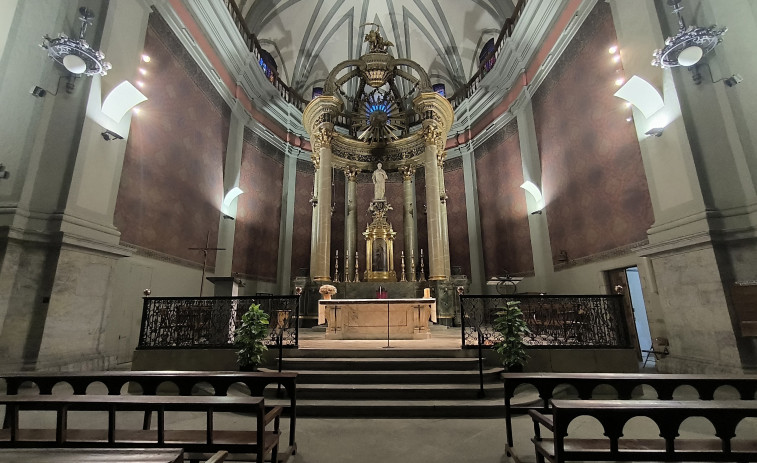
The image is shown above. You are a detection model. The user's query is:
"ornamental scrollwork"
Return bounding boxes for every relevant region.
[312,126,334,153]
[343,166,360,181]
[400,166,416,181]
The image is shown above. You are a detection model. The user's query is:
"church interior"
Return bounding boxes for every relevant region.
[1,0,757,461]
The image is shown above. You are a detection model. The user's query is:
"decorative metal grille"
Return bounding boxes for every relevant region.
[137,296,300,349]
[459,295,630,348]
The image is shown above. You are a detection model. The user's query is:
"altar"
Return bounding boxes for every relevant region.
[319,298,436,340]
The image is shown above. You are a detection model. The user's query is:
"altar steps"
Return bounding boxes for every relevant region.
[263,352,506,418]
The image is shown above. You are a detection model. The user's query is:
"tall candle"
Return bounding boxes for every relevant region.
[423,288,431,298]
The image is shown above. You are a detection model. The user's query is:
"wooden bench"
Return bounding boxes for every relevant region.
[529,399,757,462]
[0,448,188,462]
[0,370,298,460]
[503,373,757,459]
[0,395,280,463]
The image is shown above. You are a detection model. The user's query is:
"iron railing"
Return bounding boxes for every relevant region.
[447,0,527,109]
[137,295,300,349]
[459,294,631,349]
[221,0,308,110]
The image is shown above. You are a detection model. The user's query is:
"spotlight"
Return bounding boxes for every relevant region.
[101,130,124,141]
[724,74,743,87]
[645,127,665,137]
[30,86,47,97]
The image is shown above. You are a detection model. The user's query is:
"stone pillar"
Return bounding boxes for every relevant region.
[214,102,248,279]
[276,145,299,294]
[401,166,418,280]
[344,167,359,279]
[423,125,447,281]
[461,146,486,293]
[309,164,319,279]
[438,155,452,278]
[311,127,334,281]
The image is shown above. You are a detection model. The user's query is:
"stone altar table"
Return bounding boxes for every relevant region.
[319,298,436,340]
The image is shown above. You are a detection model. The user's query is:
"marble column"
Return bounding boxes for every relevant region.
[344,167,359,280]
[311,127,333,281]
[423,124,447,280]
[438,156,452,278]
[401,166,417,280]
[309,163,319,279]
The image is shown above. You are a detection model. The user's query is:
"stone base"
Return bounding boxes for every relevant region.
[322,298,433,340]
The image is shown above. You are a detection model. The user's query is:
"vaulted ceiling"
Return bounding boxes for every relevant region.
[238,0,515,96]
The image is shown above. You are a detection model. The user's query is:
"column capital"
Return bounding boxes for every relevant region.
[312,125,334,153]
[422,123,445,152]
[400,166,416,181]
[343,166,360,181]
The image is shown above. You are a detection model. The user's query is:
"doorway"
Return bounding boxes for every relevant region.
[606,266,652,362]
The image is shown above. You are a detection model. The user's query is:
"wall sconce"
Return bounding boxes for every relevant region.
[520,181,546,214]
[101,130,123,141]
[0,163,10,180]
[557,250,568,262]
[645,127,664,137]
[614,76,664,118]
[221,186,244,218]
[102,81,148,123]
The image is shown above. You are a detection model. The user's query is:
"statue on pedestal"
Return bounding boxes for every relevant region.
[372,163,388,201]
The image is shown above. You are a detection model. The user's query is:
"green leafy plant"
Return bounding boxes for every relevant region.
[235,303,270,370]
[493,300,530,370]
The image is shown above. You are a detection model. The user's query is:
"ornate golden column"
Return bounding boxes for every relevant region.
[438,153,452,278]
[413,92,454,281]
[401,166,417,281]
[303,96,343,282]
[309,154,320,278]
[344,166,359,280]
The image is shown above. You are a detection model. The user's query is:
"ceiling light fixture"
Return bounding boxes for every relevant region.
[41,6,111,76]
[652,0,726,68]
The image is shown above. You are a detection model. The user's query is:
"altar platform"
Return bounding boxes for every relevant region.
[298,323,461,350]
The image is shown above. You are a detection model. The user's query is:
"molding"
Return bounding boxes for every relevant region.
[554,240,648,270]
[126,241,210,270]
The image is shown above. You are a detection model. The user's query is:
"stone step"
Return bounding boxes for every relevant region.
[290,368,503,385]
[280,357,481,371]
[266,398,507,418]
[269,382,504,401]
[279,348,483,359]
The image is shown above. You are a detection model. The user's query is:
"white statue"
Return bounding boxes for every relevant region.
[372,162,388,201]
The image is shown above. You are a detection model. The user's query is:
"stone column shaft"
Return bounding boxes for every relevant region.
[424,144,446,280]
[402,167,417,279]
[312,147,332,281]
[344,169,358,277]
[309,167,319,278]
[438,161,451,278]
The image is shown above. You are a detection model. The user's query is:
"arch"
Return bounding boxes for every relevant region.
[51,381,75,396]
[120,381,143,395]
[677,416,717,440]
[191,381,215,396]
[590,383,619,399]
[156,380,180,395]
[552,383,580,400]
[566,415,608,439]
[84,381,109,395]
[671,384,699,400]
[15,380,40,396]
[323,60,365,95]
[713,384,741,400]
[621,416,661,439]
[230,381,252,397]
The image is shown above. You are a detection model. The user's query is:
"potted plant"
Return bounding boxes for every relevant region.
[235,303,270,371]
[493,300,530,371]
[319,284,337,300]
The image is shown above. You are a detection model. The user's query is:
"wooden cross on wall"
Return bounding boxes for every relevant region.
[189,230,225,297]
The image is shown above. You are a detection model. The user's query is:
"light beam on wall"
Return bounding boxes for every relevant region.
[520,181,545,214]
[613,75,664,119]
[222,187,244,217]
[101,81,148,123]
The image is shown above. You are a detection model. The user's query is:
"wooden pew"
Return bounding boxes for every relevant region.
[0,370,297,460]
[0,448,186,462]
[503,373,757,459]
[529,399,757,462]
[0,395,279,463]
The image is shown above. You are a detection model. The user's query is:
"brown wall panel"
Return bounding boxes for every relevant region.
[444,166,471,277]
[232,136,284,281]
[115,13,229,266]
[290,166,314,278]
[533,2,653,263]
[476,121,533,278]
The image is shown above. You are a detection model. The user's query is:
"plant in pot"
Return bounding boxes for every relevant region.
[235,303,270,371]
[493,300,530,372]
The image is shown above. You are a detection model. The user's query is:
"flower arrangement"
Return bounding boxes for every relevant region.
[319,284,337,299]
